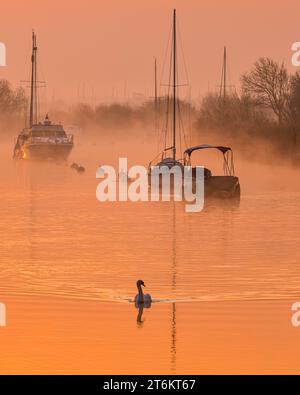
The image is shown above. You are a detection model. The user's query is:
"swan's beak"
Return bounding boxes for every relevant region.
[142,283,145,287]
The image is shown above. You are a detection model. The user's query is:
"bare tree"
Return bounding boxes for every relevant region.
[289,72,300,121]
[241,58,290,125]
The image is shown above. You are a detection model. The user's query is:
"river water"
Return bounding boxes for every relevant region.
[0,135,299,373]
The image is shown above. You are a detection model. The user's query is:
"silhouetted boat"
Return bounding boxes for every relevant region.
[148,9,184,174]
[183,145,240,199]
[13,32,73,161]
[148,10,240,200]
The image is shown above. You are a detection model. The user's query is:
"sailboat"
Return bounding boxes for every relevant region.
[149,11,240,199]
[13,32,74,161]
[149,9,184,172]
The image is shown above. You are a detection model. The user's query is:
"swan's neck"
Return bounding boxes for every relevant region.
[137,284,144,301]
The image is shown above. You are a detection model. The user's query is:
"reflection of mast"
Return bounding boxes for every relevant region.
[171,303,176,371]
[170,202,177,372]
[29,179,37,262]
[172,9,177,161]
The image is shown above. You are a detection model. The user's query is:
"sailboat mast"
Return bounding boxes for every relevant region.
[172,9,176,161]
[154,57,157,108]
[223,46,227,100]
[154,57,158,131]
[29,32,37,128]
[34,34,38,124]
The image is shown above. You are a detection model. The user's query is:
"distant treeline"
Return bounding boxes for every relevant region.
[1,57,300,162]
[68,57,300,162]
[69,99,196,131]
[0,80,26,132]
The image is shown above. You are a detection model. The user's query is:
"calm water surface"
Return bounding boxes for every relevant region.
[0,138,299,373]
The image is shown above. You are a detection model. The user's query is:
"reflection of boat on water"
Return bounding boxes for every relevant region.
[13,32,73,161]
[184,145,240,199]
[148,9,240,200]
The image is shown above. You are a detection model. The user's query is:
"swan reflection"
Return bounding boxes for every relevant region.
[136,302,152,325]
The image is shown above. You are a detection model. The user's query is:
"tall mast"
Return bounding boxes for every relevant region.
[34,33,38,124]
[219,46,227,100]
[172,9,176,161]
[154,57,157,108]
[223,46,226,100]
[154,57,158,131]
[29,32,37,128]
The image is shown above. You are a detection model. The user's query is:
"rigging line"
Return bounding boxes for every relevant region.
[154,59,161,156]
[163,32,173,154]
[157,98,166,155]
[177,99,182,156]
[177,22,190,86]
[176,72,183,155]
[177,99,188,152]
[175,54,189,153]
[181,112,189,149]
[177,23,191,151]
[38,43,47,117]
[22,45,31,127]
[173,35,181,157]
[159,22,172,154]
[160,22,173,89]
[157,22,173,156]
[175,63,182,156]
[188,87,192,147]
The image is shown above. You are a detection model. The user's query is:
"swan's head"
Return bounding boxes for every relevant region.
[136,280,145,287]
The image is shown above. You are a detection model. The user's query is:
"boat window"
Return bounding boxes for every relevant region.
[31,130,43,137]
[30,130,66,138]
[55,131,67,137]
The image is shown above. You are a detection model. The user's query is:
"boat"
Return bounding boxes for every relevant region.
[148,10,240,200]
[183,145,240,198]
[148,9,184,174]
[13,32,73,161]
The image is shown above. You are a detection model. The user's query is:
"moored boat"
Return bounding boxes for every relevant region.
[183,144,240,199]
[148,10,241,201]
[13,32,73,161]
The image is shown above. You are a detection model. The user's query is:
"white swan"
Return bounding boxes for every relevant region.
[134,280,152,306]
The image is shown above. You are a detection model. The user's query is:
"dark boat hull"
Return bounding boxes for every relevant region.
[148,172,240,200]
[15,143,73,161]
[203,176,240,199]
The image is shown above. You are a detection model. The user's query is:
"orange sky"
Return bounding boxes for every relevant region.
[1,0,300,105]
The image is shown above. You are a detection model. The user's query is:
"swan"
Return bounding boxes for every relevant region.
[134,280,152,306]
